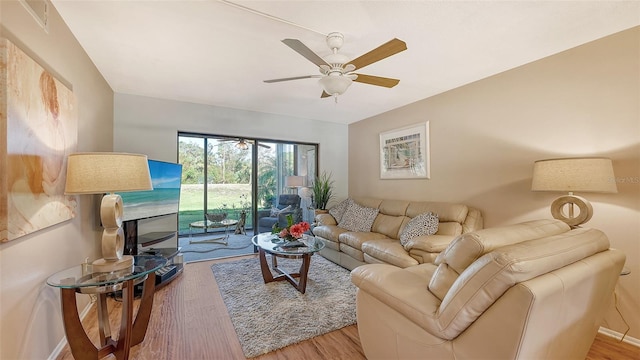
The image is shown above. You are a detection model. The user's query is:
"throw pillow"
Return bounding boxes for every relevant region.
[338,202,379,232]
[328,198,353,223]
[400,212,439,248]
[270,205,292,217]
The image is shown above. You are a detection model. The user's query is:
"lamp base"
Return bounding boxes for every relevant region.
[550,194,593,227]
[92,255,134,273]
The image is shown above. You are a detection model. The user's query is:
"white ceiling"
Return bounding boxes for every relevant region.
[51,1,640,125]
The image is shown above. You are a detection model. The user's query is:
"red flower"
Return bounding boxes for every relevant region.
[289,221,310,238]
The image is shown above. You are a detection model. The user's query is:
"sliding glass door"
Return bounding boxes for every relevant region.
[178,133,317,237]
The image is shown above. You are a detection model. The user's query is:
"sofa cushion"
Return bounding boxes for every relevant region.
[400,212,439,248]
[362,239,420,268]
[329,198,353,223]
[378,200,410,217]
[340,231,388,250]
[372,213,407,239]
[313,224,348,243]
[406,202,468,223]
[404,234,456,253]
[435,222,463,236]
[340,243,366,261]
[339,202,379,232]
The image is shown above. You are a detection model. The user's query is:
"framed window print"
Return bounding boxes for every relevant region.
[379,122,430,179]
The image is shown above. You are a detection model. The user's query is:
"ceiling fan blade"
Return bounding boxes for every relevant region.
[353,73,400,88]
[348,38,407,70]
[257,143,271,149]
[320,91,332,98]
[264,75,320,83]
[282,39,330,67]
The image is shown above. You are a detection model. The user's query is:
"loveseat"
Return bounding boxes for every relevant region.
[313,197,483,270]
[351,219,625,360]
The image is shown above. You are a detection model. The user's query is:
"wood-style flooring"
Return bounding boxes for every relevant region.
[55,255,639,360]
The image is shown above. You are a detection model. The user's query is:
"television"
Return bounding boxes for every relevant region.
[118,159,183,222]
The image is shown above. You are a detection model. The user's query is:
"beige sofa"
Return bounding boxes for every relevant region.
[313,197,483,270]
[351,219,625,360]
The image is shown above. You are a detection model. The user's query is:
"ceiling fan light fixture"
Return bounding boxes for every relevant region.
[236,140,249,150]
[319,75,352,96]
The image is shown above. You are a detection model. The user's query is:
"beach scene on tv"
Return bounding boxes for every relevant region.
[118,160,183,221]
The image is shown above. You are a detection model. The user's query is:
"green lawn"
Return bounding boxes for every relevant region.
[180,183,251,210]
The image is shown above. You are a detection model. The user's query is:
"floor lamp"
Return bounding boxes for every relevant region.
[65,152,153,273]
[531,157,617,227]
[285,176,313,222]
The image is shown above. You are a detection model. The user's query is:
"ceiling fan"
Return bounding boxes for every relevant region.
[264,32,407,100]
[219,138,271,150]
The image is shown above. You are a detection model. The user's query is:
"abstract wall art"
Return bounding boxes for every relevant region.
[1,38,78,242]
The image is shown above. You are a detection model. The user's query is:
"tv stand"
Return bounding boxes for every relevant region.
[123,215,183,288]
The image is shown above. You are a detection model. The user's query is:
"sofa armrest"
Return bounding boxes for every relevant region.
[403,234,456,253]
[351,264,442,335]
[316,213,337,226]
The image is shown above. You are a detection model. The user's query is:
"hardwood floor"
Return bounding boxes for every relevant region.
[56,255,638,360]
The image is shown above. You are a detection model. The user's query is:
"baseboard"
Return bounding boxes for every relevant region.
[598,326,640,347]
[47,297,95,360]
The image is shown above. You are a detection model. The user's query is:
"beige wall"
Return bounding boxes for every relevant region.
[349,27,640,339]
[0,1,114,359]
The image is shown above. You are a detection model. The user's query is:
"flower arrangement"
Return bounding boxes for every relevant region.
[273,213,310,241]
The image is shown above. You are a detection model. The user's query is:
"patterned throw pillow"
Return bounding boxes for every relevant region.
[400,212,439,247]
[338,202,379,232]
[328,198,353,223]
[270,205,291,217]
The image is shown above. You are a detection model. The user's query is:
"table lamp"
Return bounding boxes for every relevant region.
[285,175,305,194]
[65,152,153,272]
[531,157,617,227]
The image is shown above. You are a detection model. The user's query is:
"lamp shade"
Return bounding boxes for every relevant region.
[285,175,305,188]
[65,152,153,194]
[531,157,617,193]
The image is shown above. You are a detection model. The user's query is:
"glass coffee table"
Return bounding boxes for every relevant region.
[252,232,325,294]
[189,218,239,245]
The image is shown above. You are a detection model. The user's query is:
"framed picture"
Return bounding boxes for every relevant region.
[379,122,430,179]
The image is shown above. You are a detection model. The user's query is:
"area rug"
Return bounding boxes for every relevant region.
[211,255,357,358]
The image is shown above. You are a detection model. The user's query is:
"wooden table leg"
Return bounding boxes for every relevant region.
[114,279,134,360]
[131,272,156,346]
[296,254,311,294]
[258,248,274,282]
[60,288,100,360]
[257,251,313,293]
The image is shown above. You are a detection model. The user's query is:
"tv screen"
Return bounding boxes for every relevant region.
[118,159,182,221]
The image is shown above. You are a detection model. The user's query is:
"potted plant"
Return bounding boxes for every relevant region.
[312,171,334,213]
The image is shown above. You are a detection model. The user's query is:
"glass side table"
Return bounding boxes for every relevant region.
[47,255,167,360]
